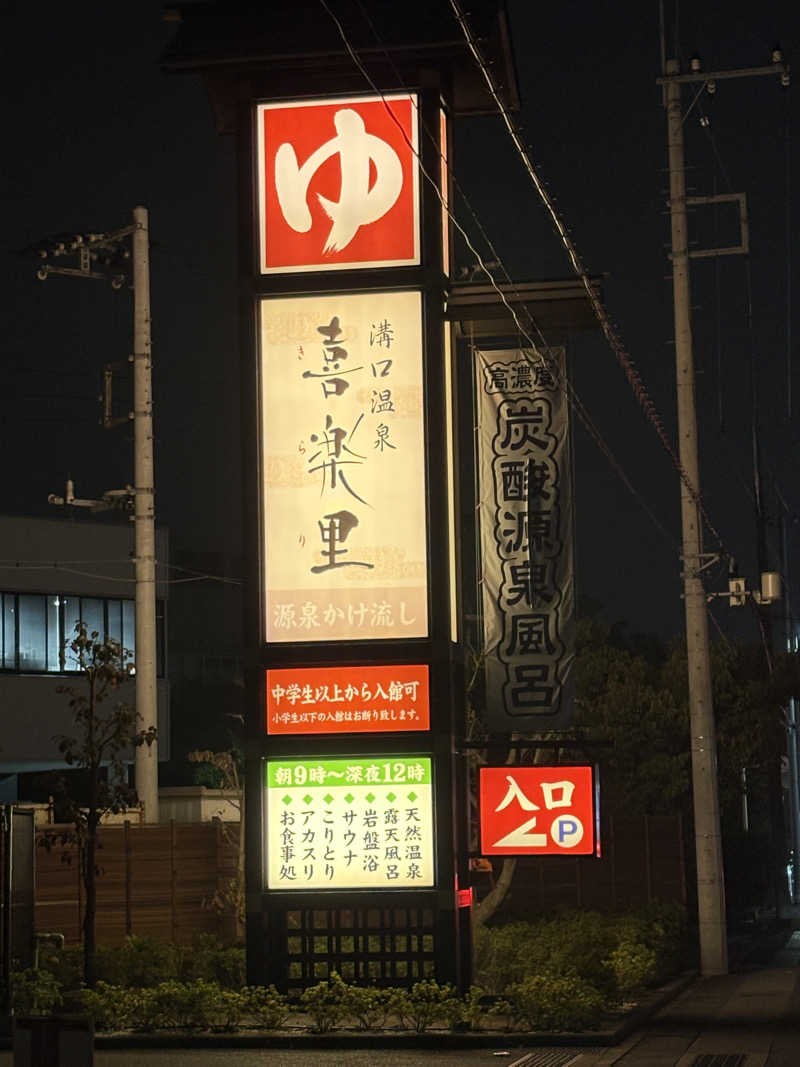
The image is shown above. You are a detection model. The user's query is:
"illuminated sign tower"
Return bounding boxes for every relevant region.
[163,0,521,992]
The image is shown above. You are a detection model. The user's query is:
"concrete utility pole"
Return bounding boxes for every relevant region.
[132,206,159,824]
[38,207,159,822]
[663,57,728,978]
[660,50,790,976]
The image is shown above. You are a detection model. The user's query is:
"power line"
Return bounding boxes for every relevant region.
[0,560,243,586]
[318,0,680,554]
[447,0,728,556]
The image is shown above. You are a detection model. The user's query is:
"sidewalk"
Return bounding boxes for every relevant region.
[576,930,800,1066]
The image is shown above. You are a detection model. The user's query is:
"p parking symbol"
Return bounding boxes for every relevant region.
[551,815,584,848]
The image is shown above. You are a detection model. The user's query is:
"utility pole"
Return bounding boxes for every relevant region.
[664,56,728,977]
[132,206,159,825]
[36,206,159,822]
[659,51,789,976]
[780,514,800,903]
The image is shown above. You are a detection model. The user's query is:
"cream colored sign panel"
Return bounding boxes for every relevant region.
[266,756,434,890]
[261,291,428,642]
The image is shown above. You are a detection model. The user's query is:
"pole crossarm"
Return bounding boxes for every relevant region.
[657,62,789,85]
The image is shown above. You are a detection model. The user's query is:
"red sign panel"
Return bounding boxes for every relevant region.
[266,664,429,735]
[257,94,419,274]
[456,887,474,909]
[479,766,597,856]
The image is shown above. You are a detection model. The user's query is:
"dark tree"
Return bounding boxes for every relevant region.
[47,623,156,987]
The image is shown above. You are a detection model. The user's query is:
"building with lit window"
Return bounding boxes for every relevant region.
[0,515,169,802]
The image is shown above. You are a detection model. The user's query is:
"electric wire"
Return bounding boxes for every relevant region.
[696,97,796,618]
[0,560,243,586]
[447,0,728,556]
[319,0,680,553]
[350,0,678,550]
[784,88,793,421]
[452,2,797,648]
[327,0,800,650]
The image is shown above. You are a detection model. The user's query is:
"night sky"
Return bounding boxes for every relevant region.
[2,0,798,645]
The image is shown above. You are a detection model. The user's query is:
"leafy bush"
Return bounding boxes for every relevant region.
[95,944,128,986]
[178,935,245,989]
[203,986,246,1032]
[473,921,535,994]
[605,938,658,998]
[475,914,616,995]
[461,985,487,1031]
[640,900,690,979]
[38,946,83,991]
[299,970,349,1032]
[243,985,290,1029]
[603,904,688,995]
[118,936,182,988]
[81,979,242,1032]
[82,982,137,1031]
[440,990,468,1031]
[341,985,399,1030]
[475,907,687,998]
[129,984,178,1031]
[39,935,247,991]
[201,946,246,988]
[394,979,457,1033]
[10,967,63,1015]
[502,973,607,1031]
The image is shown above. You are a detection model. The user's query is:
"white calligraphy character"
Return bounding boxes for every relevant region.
[275,109,403,253]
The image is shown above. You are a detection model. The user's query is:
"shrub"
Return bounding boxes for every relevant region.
[475,913,617,995]
[204,986,246,1032]
[605,938,658,998]
[81,982,137,1031]
[299,971,349,1033]
[503,973,607,1031]
[341,985,398,1030]
[474,921,535,994]
[130,984,179,1031]
[243,985,290,1030]
[461,985,487,1031]
[441,990,467,1031]
[94,944,127,986]
[38,946,83,991]
[82,980,232,1032]
[396,979,457,1033]
[118,936,181,988]
[603,904,688,994]
[640,900,689,979]
[180,934,245,988]
[206,946,246,988]
[10,967,63,1015]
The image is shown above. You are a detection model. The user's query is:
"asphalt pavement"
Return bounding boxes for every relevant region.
[1,1048,589,1066]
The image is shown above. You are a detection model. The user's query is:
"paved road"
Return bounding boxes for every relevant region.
[0,1048,588,1066]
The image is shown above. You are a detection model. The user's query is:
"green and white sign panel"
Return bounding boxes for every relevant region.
[266,756,434,890]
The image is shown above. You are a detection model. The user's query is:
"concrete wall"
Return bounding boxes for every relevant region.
[0,514,169,599]
[159,786,240,822]
[0,675,170,770]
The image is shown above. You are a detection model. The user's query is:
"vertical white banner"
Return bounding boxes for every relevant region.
[261,291,429,642]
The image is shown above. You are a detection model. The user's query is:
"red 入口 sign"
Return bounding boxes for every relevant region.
[257,94,419,274]
[479,766,597,856]
[266,663,429,735]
